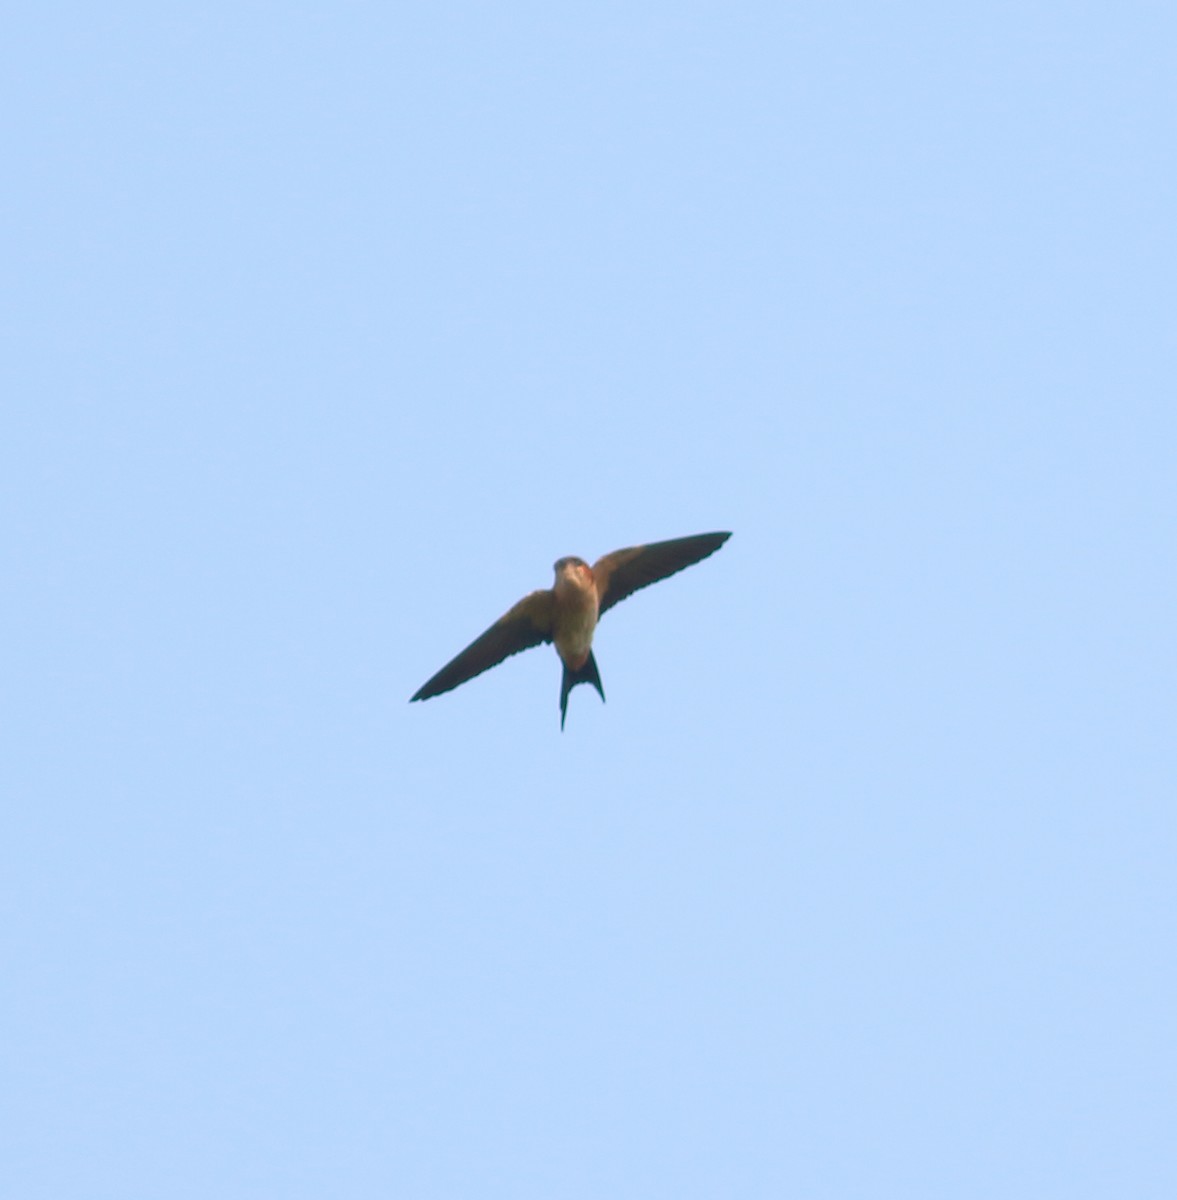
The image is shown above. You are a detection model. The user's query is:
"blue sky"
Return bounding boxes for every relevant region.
[4,4,1175,1196]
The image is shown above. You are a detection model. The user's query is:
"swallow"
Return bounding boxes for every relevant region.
[410,531,731,728]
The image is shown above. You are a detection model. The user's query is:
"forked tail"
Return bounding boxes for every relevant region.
[559,652,605,730]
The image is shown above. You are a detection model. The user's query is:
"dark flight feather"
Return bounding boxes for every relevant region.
[410,590,553,701]
[593,531,731,617]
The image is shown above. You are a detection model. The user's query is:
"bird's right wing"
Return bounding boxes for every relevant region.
[410,589,555,702]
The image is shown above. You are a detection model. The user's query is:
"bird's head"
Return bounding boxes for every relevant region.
[553,555,590,581]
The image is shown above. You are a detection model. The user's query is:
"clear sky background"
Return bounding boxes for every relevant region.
[4,4,1174,1197]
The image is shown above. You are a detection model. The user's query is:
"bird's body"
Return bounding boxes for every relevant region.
[410,531,731,728]
[551,558,599,670]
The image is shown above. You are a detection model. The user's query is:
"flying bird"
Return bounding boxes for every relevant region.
[410,531,731,728]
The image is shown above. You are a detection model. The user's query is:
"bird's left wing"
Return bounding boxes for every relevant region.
[410,589,555,702]
[593,532,731,617]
